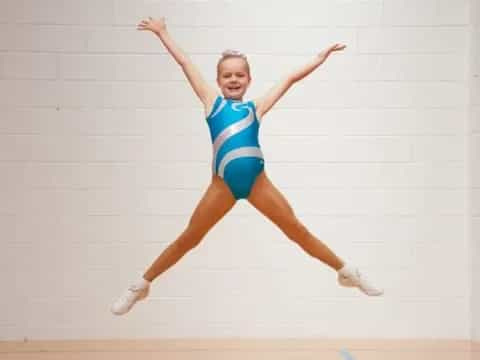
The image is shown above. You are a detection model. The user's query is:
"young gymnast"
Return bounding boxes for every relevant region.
[111,16,383,316]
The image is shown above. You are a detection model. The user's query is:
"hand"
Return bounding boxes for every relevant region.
[318,43,346,63]
[137,16,167,34]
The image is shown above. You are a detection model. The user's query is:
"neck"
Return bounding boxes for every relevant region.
[227,97,242,102]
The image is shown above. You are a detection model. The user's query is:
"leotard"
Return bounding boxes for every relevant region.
[206,95,264,199]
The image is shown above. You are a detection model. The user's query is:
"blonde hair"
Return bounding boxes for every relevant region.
[216,49,250,78]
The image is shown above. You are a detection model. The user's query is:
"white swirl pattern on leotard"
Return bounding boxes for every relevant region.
[218,147,264,177]
[211,105,254,172]
[210,101,264,176]
[210,98,228,118]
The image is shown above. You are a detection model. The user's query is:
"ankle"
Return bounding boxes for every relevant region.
[135,277,151,289]
[337,263,356,276]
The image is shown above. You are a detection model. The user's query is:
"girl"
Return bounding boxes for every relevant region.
[111,17,383,316]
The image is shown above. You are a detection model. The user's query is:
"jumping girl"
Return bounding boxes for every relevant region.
[111,16,383,316]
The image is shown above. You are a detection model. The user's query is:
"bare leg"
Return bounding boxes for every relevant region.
[247,171,344,271]
[143,175,237,282]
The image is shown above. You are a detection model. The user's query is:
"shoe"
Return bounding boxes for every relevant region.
[111,283,150,315]
[337,265,383,296]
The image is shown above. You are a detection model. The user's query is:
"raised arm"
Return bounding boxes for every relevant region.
[137,17,217,108]
[254,43,346,119]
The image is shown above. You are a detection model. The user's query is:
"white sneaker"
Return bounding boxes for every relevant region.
[111,283,150,315]
[337,265,384,296]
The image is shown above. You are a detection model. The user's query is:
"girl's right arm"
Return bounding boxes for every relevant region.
[137,17,218,111]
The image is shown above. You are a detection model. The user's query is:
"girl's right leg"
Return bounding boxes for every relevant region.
[112,175,236,315]
[143,175,237,281]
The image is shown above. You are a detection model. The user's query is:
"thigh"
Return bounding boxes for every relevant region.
[187,175,237,235]
[247,171,298,227]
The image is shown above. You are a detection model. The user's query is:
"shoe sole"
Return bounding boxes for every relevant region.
[111,289,149,315]
[338,275,384,296]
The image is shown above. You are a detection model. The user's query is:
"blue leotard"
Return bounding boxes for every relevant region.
[206,95,264,199]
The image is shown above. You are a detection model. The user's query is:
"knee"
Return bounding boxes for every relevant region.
[283,219,309,241]
[176,226,206,251]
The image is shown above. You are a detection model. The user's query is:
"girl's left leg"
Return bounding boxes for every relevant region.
[247,171,383,296]
[247,171,344,271]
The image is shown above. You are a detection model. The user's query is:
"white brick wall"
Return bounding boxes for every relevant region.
[0,0,474,340]
[470,0,480,343]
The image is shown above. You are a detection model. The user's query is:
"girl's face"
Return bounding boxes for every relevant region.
[217,57,251,100]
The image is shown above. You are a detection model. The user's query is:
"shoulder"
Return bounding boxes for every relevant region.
[204,93,223,118]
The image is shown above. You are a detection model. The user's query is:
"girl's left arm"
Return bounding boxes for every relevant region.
[254,43,346,119]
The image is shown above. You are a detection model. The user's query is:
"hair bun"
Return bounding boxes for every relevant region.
[221,49,247,59]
